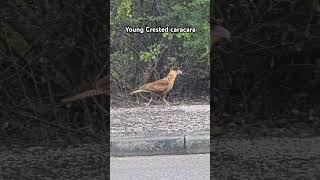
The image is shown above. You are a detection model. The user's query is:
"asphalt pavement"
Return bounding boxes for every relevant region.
[110,154,210,180]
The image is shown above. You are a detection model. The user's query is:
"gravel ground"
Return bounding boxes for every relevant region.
[1,105,319,179]
[0,137,319,179]
[0,144,109,180]
[211,137,320,180]
[111,104,210,137]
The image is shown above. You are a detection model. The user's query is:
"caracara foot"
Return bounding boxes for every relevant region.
[163,99,170,106]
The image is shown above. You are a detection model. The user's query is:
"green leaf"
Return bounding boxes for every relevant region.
[1,23,29,57]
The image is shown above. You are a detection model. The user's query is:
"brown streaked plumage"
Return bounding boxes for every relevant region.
[61,75,109,103]
[129,66,182,106]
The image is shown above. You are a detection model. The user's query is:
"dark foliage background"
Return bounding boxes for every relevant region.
[110,0,210,106]
[1,0,319,145]
[0,1,109,146]
[213,0,320,136]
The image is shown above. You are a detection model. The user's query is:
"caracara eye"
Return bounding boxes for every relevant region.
[172,67,178,71]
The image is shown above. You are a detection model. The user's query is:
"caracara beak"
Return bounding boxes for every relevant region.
[213,25,231,41]
[177,70,182,75]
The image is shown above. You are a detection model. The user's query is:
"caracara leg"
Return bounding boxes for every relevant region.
[146,97,153,106]
[161,93,170,106]
[163,98,170,106]
[139,92,150,101]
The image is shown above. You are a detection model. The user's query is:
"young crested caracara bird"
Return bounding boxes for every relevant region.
[129,66,182,106]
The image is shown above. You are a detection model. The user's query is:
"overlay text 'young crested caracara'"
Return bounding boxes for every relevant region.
[129,66,182,106]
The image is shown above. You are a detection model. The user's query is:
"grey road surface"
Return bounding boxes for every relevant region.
[110,154,209,180]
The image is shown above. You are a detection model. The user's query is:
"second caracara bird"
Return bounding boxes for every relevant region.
[61,74,109,103]
[129,66,182,106]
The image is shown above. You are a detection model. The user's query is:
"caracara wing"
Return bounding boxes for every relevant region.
[95,75,109,90]
[140,79,169,93]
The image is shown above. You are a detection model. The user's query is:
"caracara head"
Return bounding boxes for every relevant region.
[171,66,182,75]
[213,25,230,41]
[211,18,231,43]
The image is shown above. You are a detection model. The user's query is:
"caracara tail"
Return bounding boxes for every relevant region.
[61,89,109,103]
[129,89,152,95]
